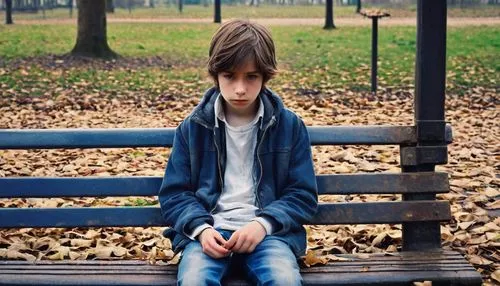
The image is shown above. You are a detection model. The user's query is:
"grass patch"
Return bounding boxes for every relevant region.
[0,23,498,93]
[0,5,498,22]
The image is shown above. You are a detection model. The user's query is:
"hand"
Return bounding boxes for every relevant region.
[198,228,231,259]
[224,221,266,254]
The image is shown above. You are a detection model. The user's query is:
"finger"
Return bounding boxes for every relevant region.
[205,247,223,259]
[204,243,226,259]
[213,231,227,246]
[240,241,254,253]
[232,235,246,252]
[201,243,217,258]
[201,234,228,258]
[247,245,256,253]
[209,239,230,256]
[224,232,238,250]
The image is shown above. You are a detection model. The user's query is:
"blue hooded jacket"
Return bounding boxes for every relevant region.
[158,87,318,257]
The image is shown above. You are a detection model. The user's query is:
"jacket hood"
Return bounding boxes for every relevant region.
[190,86,284,129]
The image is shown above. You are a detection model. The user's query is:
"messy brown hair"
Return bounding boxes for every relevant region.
[208,19,278,87]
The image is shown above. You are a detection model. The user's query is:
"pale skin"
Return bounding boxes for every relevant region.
[198,59,268,259]
[218,59,263,127]
[198,222,267,258]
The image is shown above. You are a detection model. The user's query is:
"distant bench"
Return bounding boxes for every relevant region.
[0,126,482,285]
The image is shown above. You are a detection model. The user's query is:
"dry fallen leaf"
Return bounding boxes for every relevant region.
[468,254,493,266]
[303,250,329,267]
[413,282,432,286]
[71,239,93,248]
[492,270,500,283]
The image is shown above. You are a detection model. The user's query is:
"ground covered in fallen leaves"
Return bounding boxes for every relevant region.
[0,57,498,284]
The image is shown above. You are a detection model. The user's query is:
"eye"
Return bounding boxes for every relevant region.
[222,73,233,80]
[247,74,259,80]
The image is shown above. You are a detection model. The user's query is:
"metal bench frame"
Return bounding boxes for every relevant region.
[0,1,482,285]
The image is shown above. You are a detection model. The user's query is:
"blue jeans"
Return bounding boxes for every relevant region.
[177,230,302,286]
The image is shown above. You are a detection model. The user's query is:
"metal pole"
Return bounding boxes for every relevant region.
[6,0,13,24]
[371,17,378,93]
[324,0,335,29]
[401,0,447,252]
[214,0,221,23]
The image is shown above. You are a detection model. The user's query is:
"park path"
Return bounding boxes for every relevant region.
[14,17,500,26]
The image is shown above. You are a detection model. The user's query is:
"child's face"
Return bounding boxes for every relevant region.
[218,59,263,117]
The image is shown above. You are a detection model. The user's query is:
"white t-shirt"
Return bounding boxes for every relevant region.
[186,94,273,240]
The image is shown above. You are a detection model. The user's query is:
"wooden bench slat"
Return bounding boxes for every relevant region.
[314,201,451,224]
[0,266,478,275]
[1,264,476,273]
[0,125,453,149]
[0,271,480,286]
[0,128,177,149]
[317,172,449,194]
[0,251,481,285]
[0,250,472,268]
[0,201,450,228]
[0,177,163,198]
[0,172,449,198]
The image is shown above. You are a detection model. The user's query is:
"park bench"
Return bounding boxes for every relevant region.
[0,1,483,285]
[0,124,482,285]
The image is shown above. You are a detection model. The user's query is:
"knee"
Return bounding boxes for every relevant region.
[258,269,302,286]
[177,272,198,286]
[269,271,302,286]
[178,271,221,286]
[177,251,224,286]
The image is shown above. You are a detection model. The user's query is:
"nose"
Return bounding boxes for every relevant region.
[235,80,246,96]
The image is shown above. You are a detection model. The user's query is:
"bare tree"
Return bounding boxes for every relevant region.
[70,0,118,58]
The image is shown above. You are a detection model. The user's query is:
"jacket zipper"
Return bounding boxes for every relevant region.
[192,116,222,214]
[255,116,275,209]
[211,127,224,214]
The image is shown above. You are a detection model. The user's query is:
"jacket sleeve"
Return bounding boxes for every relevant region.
[158,122,214,238]
[256,117,318,235]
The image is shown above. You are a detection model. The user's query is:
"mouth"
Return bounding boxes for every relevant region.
[230,100,248,106]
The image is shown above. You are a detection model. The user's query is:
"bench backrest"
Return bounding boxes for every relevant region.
[0,126,452,250]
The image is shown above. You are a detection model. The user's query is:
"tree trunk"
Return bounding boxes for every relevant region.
[71,0,117,58]
[214,0,221,23]
[6,0,13,24]
[106,0,114,13]
[324,0,335,29]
